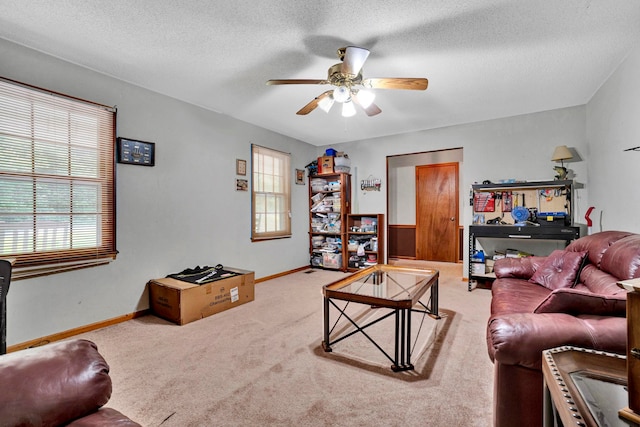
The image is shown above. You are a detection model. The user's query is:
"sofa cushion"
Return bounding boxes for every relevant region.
[528,250,587,290]
[599,234,640,280]
[577,264,628,295]
[533,287,627,316]
[491,278,551,315]
[493,256,546,279]
[566,230,634,267]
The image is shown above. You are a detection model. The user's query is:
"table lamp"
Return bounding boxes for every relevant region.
[551,145,573,180]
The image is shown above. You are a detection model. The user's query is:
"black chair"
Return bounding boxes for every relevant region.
[0,259,11,355]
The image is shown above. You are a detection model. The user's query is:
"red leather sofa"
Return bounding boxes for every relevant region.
[0,338,140,426]
[486,230,640,427]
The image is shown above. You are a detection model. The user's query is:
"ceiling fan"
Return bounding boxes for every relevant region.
[266,46,428,117]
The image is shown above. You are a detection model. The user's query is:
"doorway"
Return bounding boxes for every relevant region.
[386,148,462,262]
[415,163,459,262]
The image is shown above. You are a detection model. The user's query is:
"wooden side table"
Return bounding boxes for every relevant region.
[619,278,640,422]
[542,346,636,427]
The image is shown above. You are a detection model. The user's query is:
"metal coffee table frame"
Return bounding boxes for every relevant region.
[322,264,440,372]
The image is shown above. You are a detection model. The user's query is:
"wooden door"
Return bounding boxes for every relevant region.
[415,163,459,262]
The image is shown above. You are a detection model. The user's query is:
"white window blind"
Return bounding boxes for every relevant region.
[0,77,116,279]
[251,144,291,240]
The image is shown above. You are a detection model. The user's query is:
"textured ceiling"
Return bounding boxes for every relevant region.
[1,1,639,146]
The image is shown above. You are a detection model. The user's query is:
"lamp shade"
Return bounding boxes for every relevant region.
[356,90,375,108]
[332,86,350,103]
[551,145,573,162]
[318,96,334,113]
[341,101,356,117]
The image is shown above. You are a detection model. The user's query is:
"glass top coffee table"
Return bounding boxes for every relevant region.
[322,264,440,372]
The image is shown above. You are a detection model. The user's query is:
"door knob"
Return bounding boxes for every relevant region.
[450,217,455,221]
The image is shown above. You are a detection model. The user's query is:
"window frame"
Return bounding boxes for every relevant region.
[251,144,291,241]
[0,77,117,279]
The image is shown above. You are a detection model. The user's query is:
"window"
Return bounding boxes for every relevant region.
[0,77,116,279]
[251,144,291,241]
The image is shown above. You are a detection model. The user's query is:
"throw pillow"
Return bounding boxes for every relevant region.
[533,288,627,316]
[529,250,587,290]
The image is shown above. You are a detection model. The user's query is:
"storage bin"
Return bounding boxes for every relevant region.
[334,156,351,167]
[311,236,325,248]
[311,178,328,192]
[322,253,342,269]
[327,181,341,191]
[471,262,486,274]
[311,253,323,267]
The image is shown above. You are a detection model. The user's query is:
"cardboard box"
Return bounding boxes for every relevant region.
[318,156,334,174]
[148,267,254,325]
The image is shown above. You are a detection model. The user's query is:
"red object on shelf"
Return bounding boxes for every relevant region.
[473,192,495,212]
[585,206,595,227]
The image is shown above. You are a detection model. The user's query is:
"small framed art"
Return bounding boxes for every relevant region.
[295,169,305,185]
[117,137,155,166]
[236,178,248,191]
[236,159,247,176]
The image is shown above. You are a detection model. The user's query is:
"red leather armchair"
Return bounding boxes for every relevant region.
[0,338,140,426]
[486,231,640,427]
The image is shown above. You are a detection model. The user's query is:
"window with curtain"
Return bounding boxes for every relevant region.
[0,77,116,279]
[251,144,291,241]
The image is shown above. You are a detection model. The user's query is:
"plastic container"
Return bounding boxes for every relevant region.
[471,250,485,263]
[334,156,351,167]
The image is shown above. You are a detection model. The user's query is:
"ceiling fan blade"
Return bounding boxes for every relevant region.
[341,46,370,76]
[352,93,382,116]
[266,79,327,85]
[296,90,333,115]
[362,78,428,90]
[360,101,382,117]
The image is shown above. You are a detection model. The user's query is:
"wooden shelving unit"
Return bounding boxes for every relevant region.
[345,213,384,271]
[468,180,583,291]
[309,173,351,271]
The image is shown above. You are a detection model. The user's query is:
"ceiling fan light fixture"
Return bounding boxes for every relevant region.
[332,86,350,103]
[318,95,334,113]
[342,101,356,117]
[267,46,429,116]
[357,90,375,108]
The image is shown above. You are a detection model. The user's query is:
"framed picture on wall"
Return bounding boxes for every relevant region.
[236,159,247,176]
[236,178,248,191]
[117,137,155,166]
[295,169,305,185]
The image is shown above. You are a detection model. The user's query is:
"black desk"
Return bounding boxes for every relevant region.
[468,225,582,291]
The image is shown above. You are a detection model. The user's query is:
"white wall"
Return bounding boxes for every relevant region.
[1,39,317,345]
[586,42,640,233]
[321,107,590,267]
[3,33,639,345]
[387,149,464,224]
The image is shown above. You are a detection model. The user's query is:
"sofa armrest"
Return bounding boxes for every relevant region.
[487,313,626,370]
[67,408,142,427]
[494,256,545,279]
[0,339,112,426]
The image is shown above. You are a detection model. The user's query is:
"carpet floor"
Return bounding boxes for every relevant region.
[73,262,494,426]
